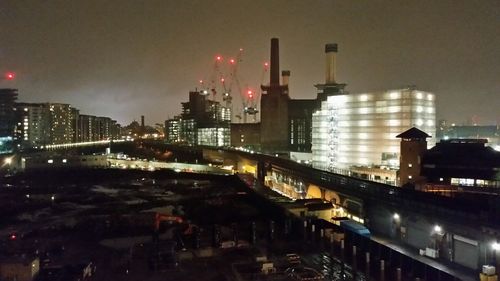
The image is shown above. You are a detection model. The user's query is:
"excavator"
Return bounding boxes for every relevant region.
[153,213,195,236]
[154,213,183,231]
[150,213,196,270]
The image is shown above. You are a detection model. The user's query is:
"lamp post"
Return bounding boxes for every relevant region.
[392,213,401,238]
[4,157,13,174]
[492,242,500,266]
[432,225,443,255]
[4,157,12,165]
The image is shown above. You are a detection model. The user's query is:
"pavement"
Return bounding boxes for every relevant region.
[371,235,478,281]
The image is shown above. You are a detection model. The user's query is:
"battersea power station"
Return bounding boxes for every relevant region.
[233,38,435,175]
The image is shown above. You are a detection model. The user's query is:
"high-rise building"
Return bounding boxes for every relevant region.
[47,103,75,145]
[71,107,79,142]
[166,90,231,146]
[13,103,78,147]
[77,114,121,142]
[77,114,95,142]
[312,88,436,171]
[165,119,180,143]
[13,103,48,149]
[0,89,18,154]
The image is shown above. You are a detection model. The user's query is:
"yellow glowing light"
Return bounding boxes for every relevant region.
[389,91,400,99]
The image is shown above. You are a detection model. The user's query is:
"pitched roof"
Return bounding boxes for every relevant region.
[396,127,431,139]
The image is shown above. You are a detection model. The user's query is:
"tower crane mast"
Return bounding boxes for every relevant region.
[242,62,268,123]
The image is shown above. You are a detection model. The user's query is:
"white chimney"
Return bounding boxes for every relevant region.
[325,44,338,84]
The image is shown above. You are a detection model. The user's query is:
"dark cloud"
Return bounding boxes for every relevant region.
[1,0,499,125]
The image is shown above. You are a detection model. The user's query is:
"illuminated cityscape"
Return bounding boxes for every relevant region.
[1,1,499,281]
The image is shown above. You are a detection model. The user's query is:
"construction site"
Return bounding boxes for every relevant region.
[0,169,310,281]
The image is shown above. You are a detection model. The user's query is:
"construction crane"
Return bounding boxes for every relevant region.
[199,55,225,100]
[224,48,244,108]
[242,62,268,123]
[198,49,247,123]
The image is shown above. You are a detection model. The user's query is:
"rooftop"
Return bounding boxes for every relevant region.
[396,127,431,139]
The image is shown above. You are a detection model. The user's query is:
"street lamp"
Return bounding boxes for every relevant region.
[4,157,12,165]
[492,242,500,267]
[433,225,442,234]
[393,213,400,220]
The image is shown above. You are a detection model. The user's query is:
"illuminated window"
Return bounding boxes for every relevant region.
[389,91,400,99]
[359,95,368,101]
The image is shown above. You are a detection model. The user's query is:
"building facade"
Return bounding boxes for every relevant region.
[288,99,317,152]
[12,102,120,149]
[421,139,500,189]
[13,103,48,149]
[312,88,436,171]
[438,124,499,150]
[397,127,431,187]
[165,90,231,147]
[46,103,75,145]
[77,115,120,142]
[15,103,75,146]
[0,89,18,154]
[165,119,180,143]
[260,38,290,153]
[230,123,261,150]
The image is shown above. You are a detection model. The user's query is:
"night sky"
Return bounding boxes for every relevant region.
[1,0,499,126]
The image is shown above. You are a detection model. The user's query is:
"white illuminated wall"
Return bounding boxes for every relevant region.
[197,127,230,147]
[312,89,436,170]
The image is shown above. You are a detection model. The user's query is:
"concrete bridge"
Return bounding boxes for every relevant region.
[203,147,500,272]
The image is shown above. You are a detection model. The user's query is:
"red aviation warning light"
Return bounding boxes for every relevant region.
[229,58,235,64]
[5,72,15,80]
[216,55,222,61]
[247,90,253,99]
